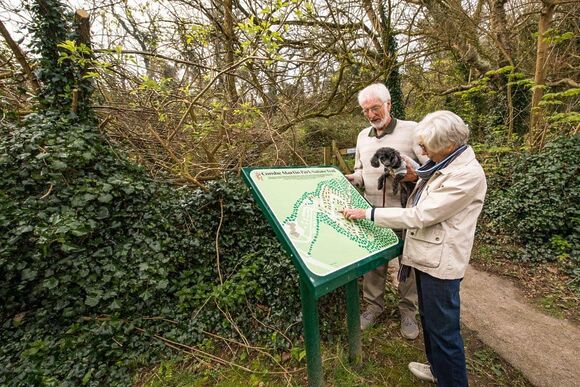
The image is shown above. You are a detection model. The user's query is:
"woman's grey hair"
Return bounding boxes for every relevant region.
[358,83,391,105]
[415,110,470,153]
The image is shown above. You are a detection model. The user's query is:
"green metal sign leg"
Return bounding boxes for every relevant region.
[345,279,362,363]
[299,278,322,387]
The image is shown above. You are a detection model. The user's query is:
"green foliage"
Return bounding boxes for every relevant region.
[184,24,212,47]
[483,136,579,273]
[541,88,580,134]
[237,13,284,56]
[0,111,308,385]
[548,111,580,125]
[25,0,94,119]
[540,28,575,45]
[385,67,405,120]
[447,69,531,143]
[485,66,515,77]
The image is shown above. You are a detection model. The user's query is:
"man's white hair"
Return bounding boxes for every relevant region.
[357,83,391,105]
[415,110,470,153]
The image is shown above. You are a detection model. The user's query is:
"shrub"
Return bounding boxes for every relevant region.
[483,136,579,274]
[0,111,309,385]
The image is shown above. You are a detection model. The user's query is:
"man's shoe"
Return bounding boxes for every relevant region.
[400,315,420,339]
[408,362,437,383]
[360,307,382,330]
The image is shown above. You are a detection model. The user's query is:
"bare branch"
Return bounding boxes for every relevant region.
[0,19,40,93]
[546,78,579,88]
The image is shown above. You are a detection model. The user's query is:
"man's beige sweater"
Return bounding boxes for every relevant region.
[350,118,428,208]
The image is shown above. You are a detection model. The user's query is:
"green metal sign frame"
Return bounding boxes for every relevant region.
[242,167,403,386]
[242,166,403,386]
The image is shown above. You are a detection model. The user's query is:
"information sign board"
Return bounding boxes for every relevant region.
[245,167,398,277]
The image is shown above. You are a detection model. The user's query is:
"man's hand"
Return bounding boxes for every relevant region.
[342,208,366,220]
[401,155,419,183]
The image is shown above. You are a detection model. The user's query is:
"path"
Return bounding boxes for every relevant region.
[461,265,580,387]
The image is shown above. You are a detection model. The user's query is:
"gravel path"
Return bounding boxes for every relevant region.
[461,265,580,387]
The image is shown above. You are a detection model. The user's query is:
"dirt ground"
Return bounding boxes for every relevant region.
[461,265,580,387]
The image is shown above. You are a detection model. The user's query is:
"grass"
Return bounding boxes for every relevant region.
[138,337,424,386]
[472,241,579,322]
[537,292,579,319]
[137,287,531,386]
[463,334,529,386]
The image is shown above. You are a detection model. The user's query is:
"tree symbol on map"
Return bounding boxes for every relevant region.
[281,178,397,256]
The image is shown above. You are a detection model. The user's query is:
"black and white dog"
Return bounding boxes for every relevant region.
[370,147,418,207]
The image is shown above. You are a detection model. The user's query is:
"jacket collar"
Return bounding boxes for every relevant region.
[438,146,476,175]
[368,117,397,138]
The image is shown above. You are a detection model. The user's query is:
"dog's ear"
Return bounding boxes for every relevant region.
[370,153,380,168]
[374,148,388,166]
[378,154,388,166]
[390,150,402,168]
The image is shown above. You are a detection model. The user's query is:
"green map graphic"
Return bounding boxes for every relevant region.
[249,167,398,276]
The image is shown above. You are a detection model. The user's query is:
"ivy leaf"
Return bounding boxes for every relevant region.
[35,152,50,160]
[156,279,168,289]
[52,160,67,170]
[150,241,161,252]
[82,368,94,385]
[141,290,152,301]
[12,312,27,328]
[96,207,109,219]
[98,193,113,203]
[70,228,89,236]
[21,269,38,281]
[15,225,34,235]
[44,277,59,289]
[85,294,101,307]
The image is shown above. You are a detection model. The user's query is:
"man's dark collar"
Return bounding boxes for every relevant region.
[368,117,397,138]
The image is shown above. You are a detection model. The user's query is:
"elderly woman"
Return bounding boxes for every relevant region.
[343,110,487,386]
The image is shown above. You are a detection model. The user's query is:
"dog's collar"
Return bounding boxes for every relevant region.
[368,118,397,138]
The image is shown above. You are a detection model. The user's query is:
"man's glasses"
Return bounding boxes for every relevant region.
[361,104,384,115]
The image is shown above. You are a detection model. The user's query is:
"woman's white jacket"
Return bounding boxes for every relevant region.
[372,146,487,279]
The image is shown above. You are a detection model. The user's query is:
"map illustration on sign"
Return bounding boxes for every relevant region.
[247,167,398,277]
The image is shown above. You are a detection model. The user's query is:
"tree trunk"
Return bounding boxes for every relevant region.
[72,9,91,114]
[490,0,515,140]
[528,0,557,150]
[490,0,513,66]
[379,0,405,119]
[74,9,91,47]
[223,0,239,104]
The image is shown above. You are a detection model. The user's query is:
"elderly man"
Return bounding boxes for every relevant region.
[346,83,427,338]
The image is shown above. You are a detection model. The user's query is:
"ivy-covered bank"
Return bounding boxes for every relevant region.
[482,135,580,273]
[0,110,309,384]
